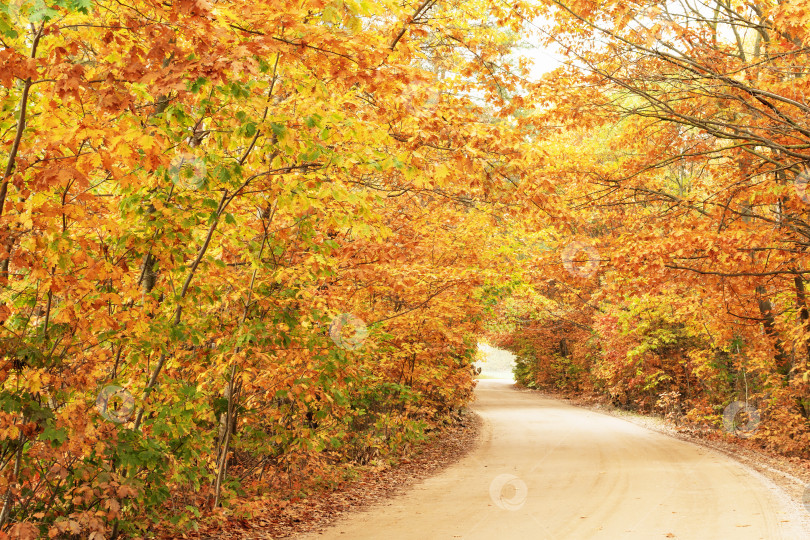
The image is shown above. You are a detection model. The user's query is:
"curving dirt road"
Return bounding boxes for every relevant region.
[299,380,809,539]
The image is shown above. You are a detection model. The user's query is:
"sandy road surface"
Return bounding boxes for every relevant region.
[299,380,809,539]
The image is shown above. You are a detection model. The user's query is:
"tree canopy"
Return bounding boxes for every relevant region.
[1,0,808,537]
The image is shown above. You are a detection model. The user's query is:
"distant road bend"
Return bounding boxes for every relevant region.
[300,380,809,540]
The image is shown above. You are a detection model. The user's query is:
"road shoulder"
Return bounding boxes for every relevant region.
[184,410,483,539]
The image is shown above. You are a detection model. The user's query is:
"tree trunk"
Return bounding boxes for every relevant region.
[756,285,790,378]
[794,273,810,371]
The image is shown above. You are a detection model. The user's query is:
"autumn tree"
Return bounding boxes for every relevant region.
[0,0,554,536]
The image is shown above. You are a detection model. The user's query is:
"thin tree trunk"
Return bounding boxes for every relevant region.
[212,205,273,508]
[0,430,25,528]
[0,23,45,280]
[794,272,810,370]
[213,365,240,508]
[756,285,790,377]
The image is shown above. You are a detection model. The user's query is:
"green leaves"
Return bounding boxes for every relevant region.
[54,0,92,13]
[189,76,208,94]
[270,121,287,140]
[0,0,547,533]
[40,423,68,448]
[0,0,92,35]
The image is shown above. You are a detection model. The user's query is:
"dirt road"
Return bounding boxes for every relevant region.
[299,380,809,539]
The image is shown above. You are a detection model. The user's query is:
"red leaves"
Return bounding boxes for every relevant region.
[5,523,37,540]
[52,63,86,101]
[0,49,37,87]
